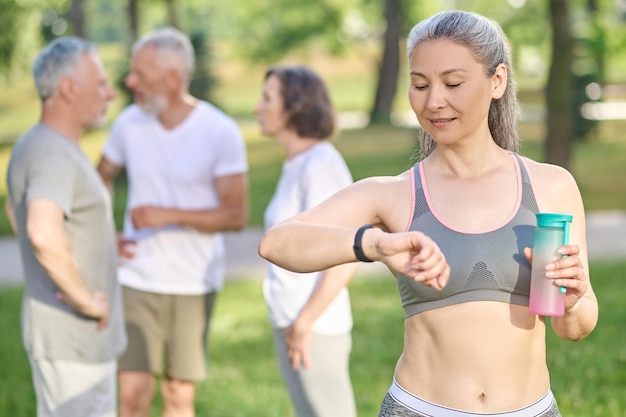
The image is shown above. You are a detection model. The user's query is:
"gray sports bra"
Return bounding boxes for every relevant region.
[396,153,539,317]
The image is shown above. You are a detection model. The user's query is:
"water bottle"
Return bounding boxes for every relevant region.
[528,213,573,317]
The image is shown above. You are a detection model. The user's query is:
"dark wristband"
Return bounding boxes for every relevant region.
[353,224,374,262]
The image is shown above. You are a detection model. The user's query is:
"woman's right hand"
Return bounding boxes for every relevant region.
[285,318,313,371]
[375,230,450,290]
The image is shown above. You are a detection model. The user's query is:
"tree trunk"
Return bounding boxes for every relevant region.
[128,0,139,42]
[545,0,574,169]
[369,0,401,125]
[165,0,180,29]
[70,0,86,38]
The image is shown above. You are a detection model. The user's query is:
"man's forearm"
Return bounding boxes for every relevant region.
[132,205,248,234]
[176,206,248,233]
[27,199,94,313]
[31,230,94,311]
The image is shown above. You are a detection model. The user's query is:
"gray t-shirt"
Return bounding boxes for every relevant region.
[7,124,126,362]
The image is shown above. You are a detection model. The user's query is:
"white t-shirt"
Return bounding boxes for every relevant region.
[103,102,248,294]
[263,141,353,334]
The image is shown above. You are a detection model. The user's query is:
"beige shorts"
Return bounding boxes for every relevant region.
[118,286,217,382]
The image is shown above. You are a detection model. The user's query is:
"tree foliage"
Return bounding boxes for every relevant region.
[230,0,352,63]
[0,0,27,75]
[1,0,626,156]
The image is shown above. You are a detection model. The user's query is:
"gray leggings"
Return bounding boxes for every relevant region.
[378,384,562,417]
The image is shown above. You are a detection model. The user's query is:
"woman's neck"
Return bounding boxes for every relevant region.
[278,131,322,160]
[427,140,509,179]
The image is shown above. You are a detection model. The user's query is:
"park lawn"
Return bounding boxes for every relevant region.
[0,260,625,416]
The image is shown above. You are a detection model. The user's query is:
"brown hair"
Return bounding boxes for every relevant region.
[265,66,336,140]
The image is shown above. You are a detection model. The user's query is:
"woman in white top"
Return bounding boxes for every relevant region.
[255,66,358,417]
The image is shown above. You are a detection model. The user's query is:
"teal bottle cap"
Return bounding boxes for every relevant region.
[535,213,573,228]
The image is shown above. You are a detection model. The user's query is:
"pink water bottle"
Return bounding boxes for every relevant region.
[528,213,573,317]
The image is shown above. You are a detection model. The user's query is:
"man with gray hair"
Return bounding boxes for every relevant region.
[5,37,126,417]
[97,27,248,416]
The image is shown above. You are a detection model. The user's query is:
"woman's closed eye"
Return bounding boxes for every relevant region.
[412,82,462,91]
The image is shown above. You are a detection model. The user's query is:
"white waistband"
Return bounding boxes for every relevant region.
[389,379,555,417]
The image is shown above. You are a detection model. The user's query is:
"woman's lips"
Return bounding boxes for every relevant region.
[429,118,455,127]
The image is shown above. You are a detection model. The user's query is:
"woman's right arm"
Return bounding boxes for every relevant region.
[259,177,387,271]
[258,177,450,289]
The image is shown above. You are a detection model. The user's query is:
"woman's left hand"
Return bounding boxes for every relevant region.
[525,244,588,310]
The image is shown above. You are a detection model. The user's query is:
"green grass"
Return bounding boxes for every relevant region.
[1,260,625,416]
[0,286,36,417]
[546,261,626,416]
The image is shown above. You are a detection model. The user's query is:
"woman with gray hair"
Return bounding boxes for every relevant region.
[259,11,597,416]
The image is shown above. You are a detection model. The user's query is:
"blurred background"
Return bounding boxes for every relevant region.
[1,0,626,229]
[1,2,625,415]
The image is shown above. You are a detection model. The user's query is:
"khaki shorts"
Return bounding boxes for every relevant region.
[118,286,217,382]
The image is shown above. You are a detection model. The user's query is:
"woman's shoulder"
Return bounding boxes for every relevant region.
[352,171,414,207]
[308,141,342,160]
[355,170,413,187]
[518,155,577,185]
[519,155,582,212]
[302,142,348,171]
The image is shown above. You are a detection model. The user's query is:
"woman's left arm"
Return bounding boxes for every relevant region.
[529,161,599,340]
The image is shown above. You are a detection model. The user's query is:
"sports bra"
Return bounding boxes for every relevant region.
[396,153,539,317]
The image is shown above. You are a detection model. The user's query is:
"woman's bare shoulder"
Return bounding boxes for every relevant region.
[351,171,413,204]
[520,156,573,179]
[354,170,413,187]
[520,156,578,189]
[350,171,414,231]
[519,156,582,212]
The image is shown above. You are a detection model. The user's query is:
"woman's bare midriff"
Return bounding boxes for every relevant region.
[394,301,550,412]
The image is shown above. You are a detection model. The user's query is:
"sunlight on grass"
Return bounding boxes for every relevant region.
[1,260,624,416]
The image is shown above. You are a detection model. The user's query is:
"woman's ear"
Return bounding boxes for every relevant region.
[491,63,508,99]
